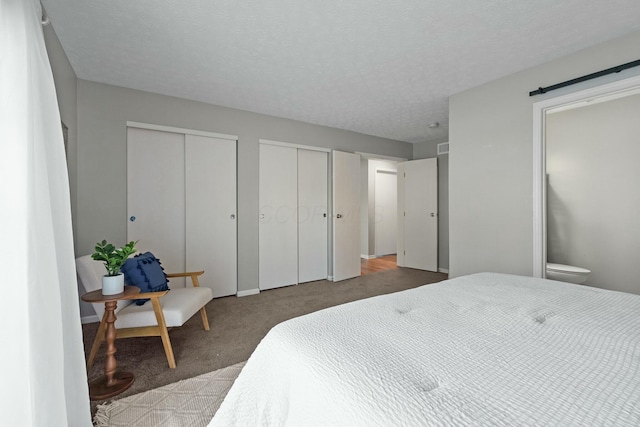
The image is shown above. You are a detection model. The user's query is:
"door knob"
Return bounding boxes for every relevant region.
[430,212,436,217]
[230,214,236,220]
[336,214,343,219]
[129,216,136,222]
[259,214,265,219]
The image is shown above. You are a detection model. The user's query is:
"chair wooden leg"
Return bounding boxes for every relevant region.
[191,275,210,331]
[200,307,210,331]
[151,297,176,369]
[159,327,176,369]
[87,314,108,369]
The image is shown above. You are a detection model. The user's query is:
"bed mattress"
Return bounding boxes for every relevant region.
[210,273,640,426]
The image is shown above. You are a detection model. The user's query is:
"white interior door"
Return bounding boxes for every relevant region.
[399,158,438,271]
[185,134,237,297]
[332,150,361,281]
[259,144,298,290]
[127,127,185,286]
[374,170,397,256]
[298,149,328,283]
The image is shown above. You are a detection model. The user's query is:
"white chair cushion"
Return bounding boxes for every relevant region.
[115,287,213,329]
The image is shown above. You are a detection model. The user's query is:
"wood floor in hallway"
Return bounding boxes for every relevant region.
[361,254,398,275]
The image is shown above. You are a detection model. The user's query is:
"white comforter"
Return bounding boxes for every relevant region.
[210,273,640,426]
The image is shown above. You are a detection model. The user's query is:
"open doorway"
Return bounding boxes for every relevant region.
[359,155,401,275]
[361,255,398,275]
[533,75,640,294]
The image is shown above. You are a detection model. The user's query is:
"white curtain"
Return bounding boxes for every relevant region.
[0,0,91,425]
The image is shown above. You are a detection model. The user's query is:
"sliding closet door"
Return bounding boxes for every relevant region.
[127,127,186,286]
[259,144,298,290]
[185,135,237,297]
[298,149,328,283]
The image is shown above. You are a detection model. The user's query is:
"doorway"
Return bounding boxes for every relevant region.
[361,255,398,275]
[359,156,400,275]
[533,75,640,294]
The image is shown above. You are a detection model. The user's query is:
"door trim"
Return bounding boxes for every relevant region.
[532,74,640,278]
[127,121,238,141]
[374,168,398,257]
[356,151,408,162]
[259,139,331,152]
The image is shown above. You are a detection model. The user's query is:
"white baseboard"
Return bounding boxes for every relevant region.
[438,268,449,274]
[236,288,260,297]
[81,315,99,324]
[361,254,376,259]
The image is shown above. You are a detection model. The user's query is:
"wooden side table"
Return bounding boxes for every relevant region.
[82,285,140,400]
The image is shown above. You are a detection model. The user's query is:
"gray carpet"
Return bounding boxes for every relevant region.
[84,267,447,414]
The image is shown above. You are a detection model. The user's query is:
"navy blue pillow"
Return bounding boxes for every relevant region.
[121,252,170,305]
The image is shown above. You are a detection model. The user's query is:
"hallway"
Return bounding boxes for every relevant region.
[361,254,397,275]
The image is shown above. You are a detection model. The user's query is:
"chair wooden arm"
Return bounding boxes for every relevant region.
[120,290,170,300]
[166,271,204,278]
[166,271,204,287]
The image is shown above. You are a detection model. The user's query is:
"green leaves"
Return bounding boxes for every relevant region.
[91,239,138,276]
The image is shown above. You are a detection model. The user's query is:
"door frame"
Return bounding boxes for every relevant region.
[260,139,331,153]
[373,168,398,257]
[357,152,408,263]
[127,121,238,141]
[355,152,407,162]
[532,75,640,278]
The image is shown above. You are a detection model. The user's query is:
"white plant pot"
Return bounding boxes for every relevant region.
[102,274,125,295]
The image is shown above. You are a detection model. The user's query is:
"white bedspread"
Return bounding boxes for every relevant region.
[210,273,640,426]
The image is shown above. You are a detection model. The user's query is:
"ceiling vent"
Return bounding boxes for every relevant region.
[437,142,449,155]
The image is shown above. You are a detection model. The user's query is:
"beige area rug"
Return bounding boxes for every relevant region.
[94,361,245,427]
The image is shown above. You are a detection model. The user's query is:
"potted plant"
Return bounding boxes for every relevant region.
[91,240,137,295]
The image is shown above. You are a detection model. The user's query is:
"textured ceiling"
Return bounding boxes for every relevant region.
[42,0,640,143]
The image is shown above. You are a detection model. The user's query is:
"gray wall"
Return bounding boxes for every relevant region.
[413,140,449,271]
[44,25,77,245]
[75,80,413,293]
[449,30,640,278]
[546,93,640,294]
[413,137,446,159]
[436,154,449,270]
[43,25,98,317]
[360,157,369,256]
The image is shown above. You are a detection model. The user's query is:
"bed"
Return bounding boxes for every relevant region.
[209,273,640,426]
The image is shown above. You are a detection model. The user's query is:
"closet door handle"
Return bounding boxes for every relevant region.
[336,214,343,219]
